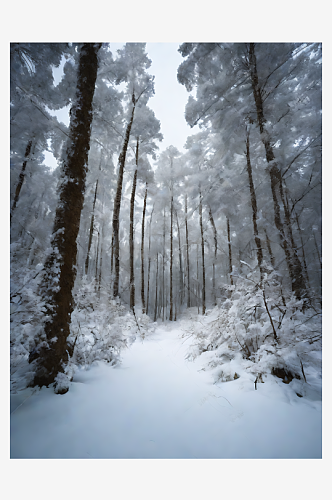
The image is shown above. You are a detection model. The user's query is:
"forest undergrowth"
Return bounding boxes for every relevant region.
[10,274,155,394]
[10,262,321,400]
[180,271,322,400]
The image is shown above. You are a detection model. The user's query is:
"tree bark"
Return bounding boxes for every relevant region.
[283,189,307,293]
[129,139,139,311]
[264,228,275,268]
[98,225,103,296]
[208,206,217,306]
[185,194,190,308]
[32,43,101,391]
[176,210,183,306]
[141,183,148,313]
[245,128,264,278]
[112,93,136,298]
[162,207,165,321]
[154,253,159,322]
[196,244,200,314]
[294,210,310,286]
[227,216,233,286]
[313,231,322,270]
[110,231,114,275]
[146,206,154,316]
[85,179,98,275]
[239,248,243,273]
[11,140,33,223]
[169,195,174,321]
[95,229,100,290]
[199,192,206,314]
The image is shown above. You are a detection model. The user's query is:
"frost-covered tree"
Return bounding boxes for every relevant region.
[10,43,75,222]
[178,42,321,302]
[110,43,156,299]
[127,105,162,311]
[29,43,102,393]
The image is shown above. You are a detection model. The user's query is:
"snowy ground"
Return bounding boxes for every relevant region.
[10,318,321,459]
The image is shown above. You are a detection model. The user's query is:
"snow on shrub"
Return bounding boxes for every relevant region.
[68,276,155,371]
[10,270,155,393]
[183,274,321,396]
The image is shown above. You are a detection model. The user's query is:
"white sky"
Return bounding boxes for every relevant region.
[44,43,199,169]
[145,42,199,152]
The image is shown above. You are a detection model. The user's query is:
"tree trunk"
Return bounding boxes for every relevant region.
[32,43,101,392]
[129,139,139,311]
[110,231,114,271]
[154,253,158,322]
[112,94,136,298]
[11,140,33,223]
[146,206,154,316]
[208,206,217,306]
[283,189,307,293]
[162,208,165,321]
[176,210,183,306]
[294,210,310,285]
[169,195,174,321]
[85,179,98,275]
[197,244,200,314]
[199,192,206,314]
[264,228,275,268]
[98,225,103,296]
[141,183,148,313]
[129,168,138,310]
[239,248,243,274]
[227,216,233,286]
[245,128,264,278]
[95,229,100,291]
[313,232,322,270]
[185,194,190,308]
[248,43,305,299]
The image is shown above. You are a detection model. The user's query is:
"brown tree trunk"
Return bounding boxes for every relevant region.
[154,253,158,322]
[112,94,136,298]
[146,206,154,316]
[32,43,101,392]
[169,195,174,321]
[199,192,206,314]
[197,244,200,314]
[208,206,217,306]
[95,229,100,290]
[248,43,305,299]
[129,139,139,311]
[98,226,103,296]
[11,140,33,222]
[282,189,307,294]
[129,161,138,310]
[185,194,190,308]
[85,179,98,275]
[264,228,275,268]
[239,248,243,273]
[162,207,165,321]
[245,128,264,278]
[313,232,322,270]
[176,211,183,306]
[227,216,233,285]
[141,183,147,313]
[110,231,114,275]
[294,210,310,286]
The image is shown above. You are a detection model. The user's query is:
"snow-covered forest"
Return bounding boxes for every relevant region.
[10,42,322,460]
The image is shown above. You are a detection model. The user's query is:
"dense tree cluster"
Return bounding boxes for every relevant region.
[10,43,321,394]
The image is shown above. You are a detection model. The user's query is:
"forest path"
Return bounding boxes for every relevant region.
[10,320,321,458]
